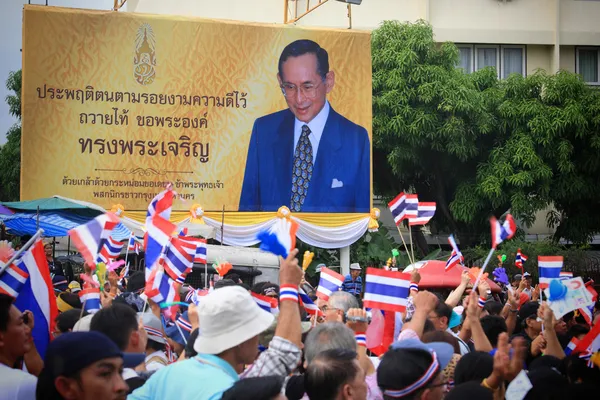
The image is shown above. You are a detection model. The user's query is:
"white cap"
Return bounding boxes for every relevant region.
[73,314,93,332]
[193,286,274,355]
[350,263,362,271]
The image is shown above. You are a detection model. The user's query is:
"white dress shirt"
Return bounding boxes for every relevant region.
[293,101,330,162]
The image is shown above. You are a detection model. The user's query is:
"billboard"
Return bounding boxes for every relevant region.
[22,6,372,213]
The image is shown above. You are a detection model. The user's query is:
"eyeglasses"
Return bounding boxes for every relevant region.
[280,79,324,98]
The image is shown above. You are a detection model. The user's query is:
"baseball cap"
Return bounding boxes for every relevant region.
[379,339,453,397]
[518,301,540,321]
[39,331,145,379]
[194,286,274,355]
[523,272,532,278]
[448,311,462,330]
[138,312,167,344]
[68,281,81,293]
[513,274,523,281]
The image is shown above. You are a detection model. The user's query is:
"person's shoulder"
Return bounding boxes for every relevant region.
[329,107,368,136]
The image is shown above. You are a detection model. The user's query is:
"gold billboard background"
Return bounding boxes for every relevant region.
[21,6,372,211]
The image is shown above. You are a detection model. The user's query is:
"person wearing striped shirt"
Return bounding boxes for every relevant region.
[341,263,363,298]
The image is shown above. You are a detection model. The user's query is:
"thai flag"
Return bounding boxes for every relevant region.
[186,287,208,305]
[162,237,194,285]
[578,307,593,326]
[0,263,29,298]
[363,268,411,313]
[538,256,563,289]
[257,218,299,258]
[176,314,193,332]
[405,195,419,219]
[79,288,102,314]
[409,202,436,226]
[251,292,279,315]
[445,235,463,272]
[316,267,345,301]
[146,186,174,227]
[388,192,408,226]
[573,321,600,356]
[145,260,180,320]
[586,281,598,302]
[515,249,527,270]
[68,212,120,267]
[299,287,323,317]
[179,237,208,264]
[565,337,579,356]
[97,236,124,264]
[490,214,517,249]
[12,240,58,358]
[144,214,176,279]
[128,235,141,254]
[559,271,573,280]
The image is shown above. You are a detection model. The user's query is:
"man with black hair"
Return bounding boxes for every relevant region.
[305,348,367,400]
[479,315,507,348]
[428,301,469,355]
[239,39,370,213]
[222,377,286,400]
[90,304,147,393]
[0,294,37,400]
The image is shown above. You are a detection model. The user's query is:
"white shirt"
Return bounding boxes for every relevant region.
[145,350,168,372]
[293,100,330,162]
[447,328,470,355]
[0,363,37,400]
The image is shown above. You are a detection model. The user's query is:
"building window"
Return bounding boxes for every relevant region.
[501,46,525,78]
[475,46,500,75]
[457,45,473,73]
[576,48,600,85]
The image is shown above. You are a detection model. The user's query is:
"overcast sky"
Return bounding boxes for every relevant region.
[0,0,114,144]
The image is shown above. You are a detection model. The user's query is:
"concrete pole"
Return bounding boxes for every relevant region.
[340,246,350,276]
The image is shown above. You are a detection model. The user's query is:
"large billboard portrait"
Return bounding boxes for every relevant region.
[21,6,372,214]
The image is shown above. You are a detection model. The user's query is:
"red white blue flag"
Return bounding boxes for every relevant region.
[12,240,58,358]
[144,260,180,321]
[144,214,176,279]
[316,267,344,301]
[445,235,463,272]
[490,214,517,249]
[127,235,141,254]
[162,237,194,285]
[68,213,120,267]
[559,271,573,280]
[515,249,527,270]
[565,337,579,355]
[179,236,208,264]
[409,202,436,226]
[0,263,29,298]
[257,218,298,258]
[363,268,411,313]
[97,236,124,264]
[79,288,102,314]
[299,287,323,317]
[538,256,563,289]
[251,292,279,315]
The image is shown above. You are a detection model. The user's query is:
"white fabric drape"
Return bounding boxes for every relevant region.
[503,48,523,78]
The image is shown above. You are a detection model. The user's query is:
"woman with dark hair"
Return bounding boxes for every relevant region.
[221,376,285,400]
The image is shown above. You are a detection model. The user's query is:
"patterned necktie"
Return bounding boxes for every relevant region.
[291,125,313,212]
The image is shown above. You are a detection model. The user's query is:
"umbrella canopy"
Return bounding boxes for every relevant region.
[1,196,104,217]
[403,260,502,293]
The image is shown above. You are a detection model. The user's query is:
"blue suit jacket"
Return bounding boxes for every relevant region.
[239,107,370,213]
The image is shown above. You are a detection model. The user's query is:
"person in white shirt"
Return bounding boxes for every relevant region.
[0,294,37,400]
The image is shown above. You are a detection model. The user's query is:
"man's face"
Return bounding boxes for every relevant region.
[130,320,148,354]
[44,244,53,257]
[350,270,360,280]
[343,359,367,400]
[167,338,184,356]
[0,305,32,359]
[236,335,260,366]
[525,277,532,288]
[321,302,344,323]
[427,311,447,331]
[277,53,334,123]
[554,319,568,336]
[56,357,128,400]
[423,372,447,400]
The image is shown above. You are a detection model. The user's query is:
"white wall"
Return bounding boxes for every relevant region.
[560,0,600,45]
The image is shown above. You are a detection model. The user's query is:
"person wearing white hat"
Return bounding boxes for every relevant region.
[129,249,305,400]
[341,263,363,298]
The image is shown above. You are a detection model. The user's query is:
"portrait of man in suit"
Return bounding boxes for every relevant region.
[239,39,371,213]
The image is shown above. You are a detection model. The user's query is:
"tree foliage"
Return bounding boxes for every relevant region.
[0,70,22,201]
[372,21,600,246]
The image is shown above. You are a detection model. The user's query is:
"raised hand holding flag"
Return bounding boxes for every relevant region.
[474,214,517,291]
[515,249,527,271]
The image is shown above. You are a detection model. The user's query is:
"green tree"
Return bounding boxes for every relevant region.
[0,70,22,201]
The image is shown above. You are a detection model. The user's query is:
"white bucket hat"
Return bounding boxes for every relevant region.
[350,263,362,271]
[194,286,274,355]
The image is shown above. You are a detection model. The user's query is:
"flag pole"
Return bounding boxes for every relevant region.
[408,225,415,264]
[0,228,44,276]
[395,225,413,265]
[472,247,495,292]
[124,233,132,267]
[175,323,188,345]
[204,263,208,289]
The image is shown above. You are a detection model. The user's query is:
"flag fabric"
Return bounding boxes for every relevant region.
[316,267,345,301]
[445,235,463,272]
[565,337,579,356]
[490,214,517,249]
[68,213,120,267]
[146,186,174,227]
[363,268,411,313]
[178,237,208,264]
[97,236,124,264]
[298,287,322,317]
[573,321,600,355]
[0,263,29,298]
[408,202,436,226]
[128,235,141,254]
[12,240,59,358]
[388,193,408,226]
[586,281,598,302]
[179,228,188,237]
[578,307,593,326]
[144,262,180,321]
[162,237,195,285]
[79,288,102,314]
[405,195,419,219]
[251,292,279,315]
[175,314,193,332]
[144,214,176,279]
[257,218,299,258]
[559,271,574,280]
[515,249,528,270]
[185,287,208,305]
[538,256,563,289]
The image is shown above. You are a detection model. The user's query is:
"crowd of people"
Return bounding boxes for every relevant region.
[1,245,599,400]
